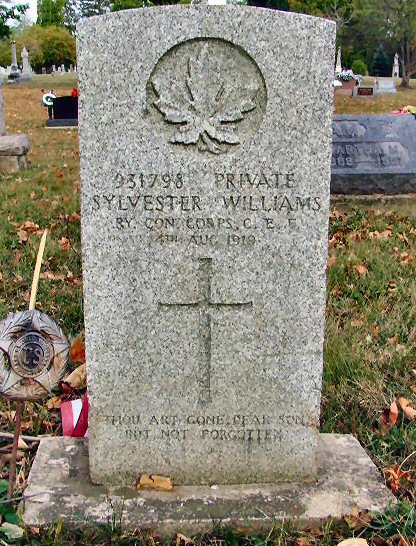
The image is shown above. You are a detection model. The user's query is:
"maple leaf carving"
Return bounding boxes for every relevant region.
[152,43,260,154]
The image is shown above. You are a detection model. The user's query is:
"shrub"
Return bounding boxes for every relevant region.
[352,59,368,76]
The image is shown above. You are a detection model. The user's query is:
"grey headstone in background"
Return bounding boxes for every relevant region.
[20,47,33,81]
[331,114,416,194]
[9,41,19,80]
[77,6,335,487]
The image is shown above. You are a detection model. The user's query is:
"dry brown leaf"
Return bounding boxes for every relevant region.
[295,539,311,546]
[353,264,368,278]
[176,533,193,546]
[338,538,369,546]
[17,229,28,244]
[64,363,87,389]
[40,271,66,281]
[19,221,39,233]
[398,397,416,420]
[373,324,380,336]
[351,320,363,327]
[379,400,399,434]
[12,250,24,267]
[46,396,62,410]
[69,212,81,223]
[369,229,392,240]
[59,237,71,252]
[136,474,173,491]
[388,334,399,345]
[70,338,86,364]
[384,463,413,492]
[331,285,342,297]
[327,254,337,268]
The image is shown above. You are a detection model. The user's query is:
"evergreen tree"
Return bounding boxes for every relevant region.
[370,44,391,77]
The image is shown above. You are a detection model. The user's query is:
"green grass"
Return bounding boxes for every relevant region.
[335,77,416,114]
[1,78,416,545]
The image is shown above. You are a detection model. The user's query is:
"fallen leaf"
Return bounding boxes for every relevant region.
[353,264,368,278]
[351,320,363,327]
[40,271,66,281]
[176,533,193,546]
[398,397,416,420]
[69,212,81,223]
[327,254,337,268]
[331,285,342,297]
[373,324,380,336]
[388,279,397,294]
[369,230,392,240]
[388,334,399,345]
[379,400,399,435]
[59,237,71,252]
[398,232,409,244]
[384,463,413,492]
[339,538,371,546]
[64,363,87,389]
[17,229,28,243]
[46,396,62,410]
[70,338,85,364]
[136,474,173,491]
[19,221,39,233]
[12,250,24,266]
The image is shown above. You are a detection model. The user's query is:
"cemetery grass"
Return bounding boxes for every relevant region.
[335,78,416,115]
[0,84,415,545]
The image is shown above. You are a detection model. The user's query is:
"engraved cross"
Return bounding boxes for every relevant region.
[159,258,252,404]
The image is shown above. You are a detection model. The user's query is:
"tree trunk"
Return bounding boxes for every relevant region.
[400,41,410,88]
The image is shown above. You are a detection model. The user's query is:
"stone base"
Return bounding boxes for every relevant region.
[22,434,395,536]
[0,134,30,173]
[0,155,28,172]
[45,119,78,128]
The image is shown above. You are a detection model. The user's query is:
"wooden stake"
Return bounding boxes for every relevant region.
[29,229,47,311]
[7,230,48,501]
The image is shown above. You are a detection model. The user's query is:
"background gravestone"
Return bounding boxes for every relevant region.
[331,114,416,194]
[77,5,336,487]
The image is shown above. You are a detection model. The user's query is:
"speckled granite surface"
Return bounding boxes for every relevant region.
[77,6,336,486]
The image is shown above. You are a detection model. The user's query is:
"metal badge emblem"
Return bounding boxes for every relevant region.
[0,309,69,400]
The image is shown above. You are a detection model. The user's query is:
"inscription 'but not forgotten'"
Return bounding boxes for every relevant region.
[78,6,336,486]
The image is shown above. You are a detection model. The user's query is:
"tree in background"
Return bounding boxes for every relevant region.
[110,0,183,12]
[0,1,28,38]
[0,24,76,70]
[37,0,66,26]
[80,0,110,17]
[247,0,289,8]
[370,44,390,77]
[356,0,416,87]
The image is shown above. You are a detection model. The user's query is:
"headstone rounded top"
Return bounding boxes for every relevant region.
[0,309,70,400]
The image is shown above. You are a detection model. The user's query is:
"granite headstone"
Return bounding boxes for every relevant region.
[331,114,416,194]
[77,5,335,487]
[77,6,336,485]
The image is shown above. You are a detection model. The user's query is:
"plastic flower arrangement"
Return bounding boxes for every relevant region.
[336,69,357,82]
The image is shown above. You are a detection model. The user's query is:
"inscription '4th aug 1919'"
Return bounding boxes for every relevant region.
[159,258,252,404]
